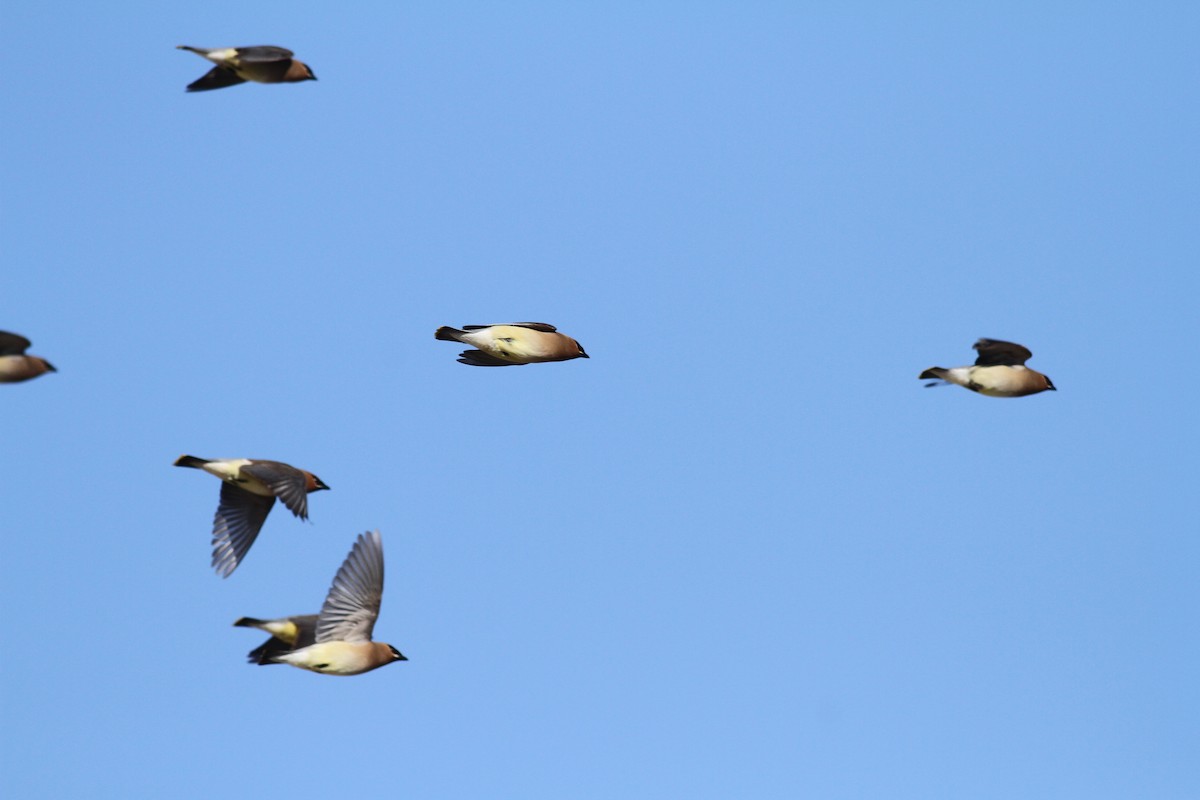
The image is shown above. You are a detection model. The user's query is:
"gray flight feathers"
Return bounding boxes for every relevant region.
[0,331,34,355]
[211,464,314,577]
[239,461,313,519]
[212,483,275,578]
[458,350,521,367]
[972,338,1033,367]
[317,531,385,644]
[184,68,246,92]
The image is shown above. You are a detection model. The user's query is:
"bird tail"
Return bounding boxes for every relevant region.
[435,326,466,342]
[918,367,947,381]
[232,617,265,629]
[173,455,210,469]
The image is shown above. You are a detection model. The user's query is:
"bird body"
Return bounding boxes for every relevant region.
[266,531,406,676]
[435,322,588,366]
[177,45,316,92]
[174,455,329,577]
[920,339,1056,397]
[919,365,1048,397]
[272,640,402,676]
[181,457,275,496]
[0,331,55,383]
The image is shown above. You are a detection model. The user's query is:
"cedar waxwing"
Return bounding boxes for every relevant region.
[0,331,56,383]
[173,455,330,577]
[920,338,1057,397]
[177,45,316,92]
[270,531,407,676]
[233,615,318,665]
[435,322,589,366]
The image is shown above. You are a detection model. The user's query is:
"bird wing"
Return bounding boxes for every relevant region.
[212,483,276,577]
[973,338,1033,366]
[0,331,32,356]
[316,531,385,643]
[240,462,310,519]
[186,66,246,92]
[458,350,521,367]
[463,322,558,332]
[234,46,295,62]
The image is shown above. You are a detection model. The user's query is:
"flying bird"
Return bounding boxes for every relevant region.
[435,322,589,366]
[920,338,1056,397]
[268,531,407,675]
[173,455,330,577]
[0,331,55,383]
[177,45,316,92]
[233,615,318,665]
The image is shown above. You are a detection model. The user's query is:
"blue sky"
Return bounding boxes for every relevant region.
[2,3,1197,798]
